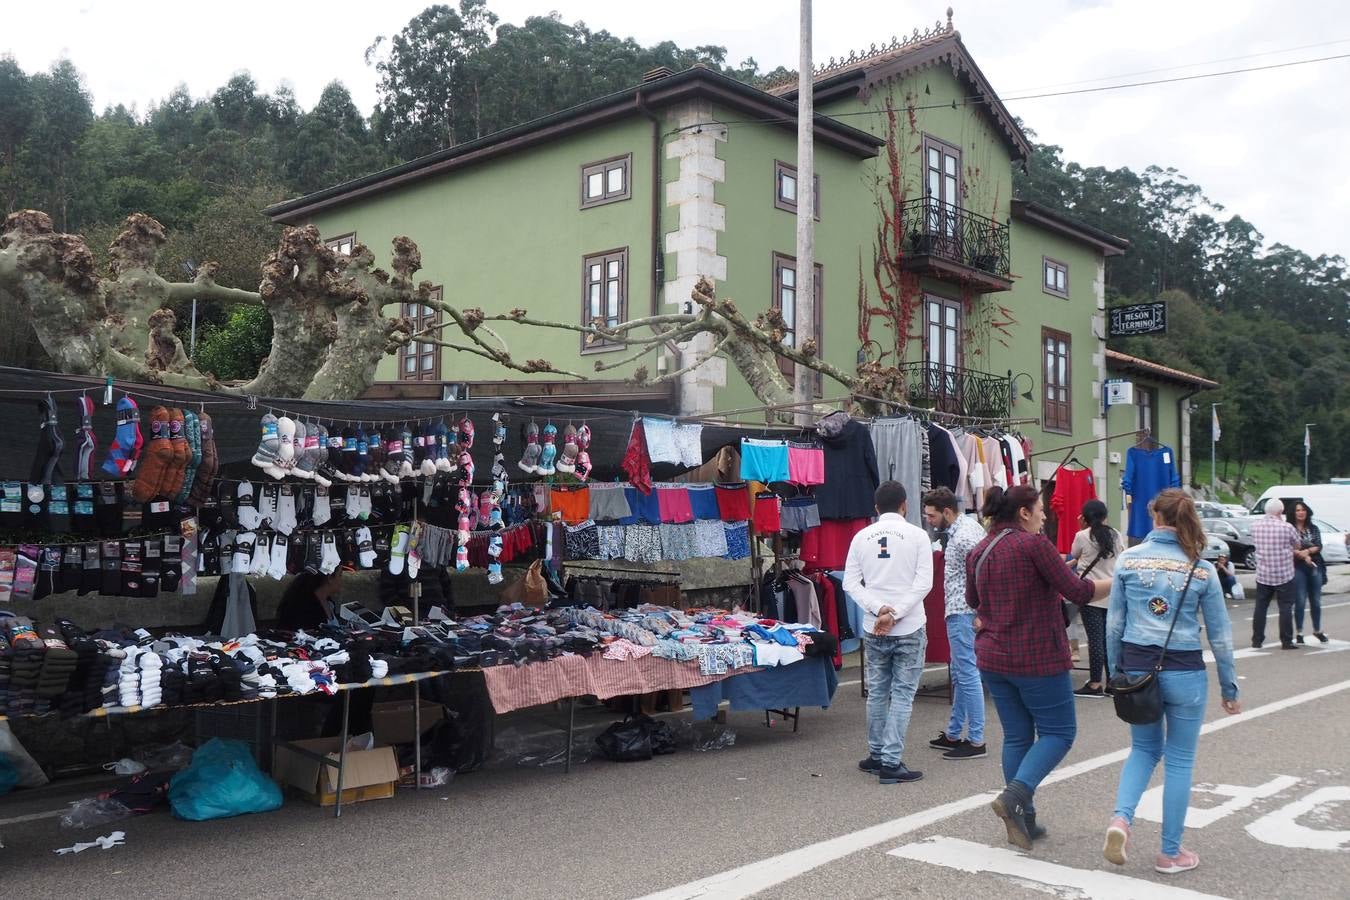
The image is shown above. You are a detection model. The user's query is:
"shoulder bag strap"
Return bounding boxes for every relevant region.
[1155,560,1201,671]
[1079,549,1105,579]
[972,528,1014,605]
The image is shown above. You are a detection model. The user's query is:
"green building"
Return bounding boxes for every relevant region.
[266,17,1214,501]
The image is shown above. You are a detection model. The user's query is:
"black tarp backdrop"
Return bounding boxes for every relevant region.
[0,367,813,493]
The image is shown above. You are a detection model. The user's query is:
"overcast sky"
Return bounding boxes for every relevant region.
[6,0,1348,258]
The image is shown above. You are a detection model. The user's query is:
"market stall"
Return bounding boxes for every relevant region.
[0,366,1042,820]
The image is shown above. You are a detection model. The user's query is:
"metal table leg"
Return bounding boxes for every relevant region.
[564,696,576,774]
[413,677,422,791]
[334,689,351,819]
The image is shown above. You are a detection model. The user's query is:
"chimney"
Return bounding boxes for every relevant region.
[642,66,675,84]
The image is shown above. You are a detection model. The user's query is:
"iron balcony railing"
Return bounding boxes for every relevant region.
[901,360,1011,419]
[899,197,1011,280]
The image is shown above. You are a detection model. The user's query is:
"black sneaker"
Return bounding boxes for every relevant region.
[1296,634,1306,644]
[878,763,923,784]
[1281,642,1303,650]
[1251,640,1264,649]
[929,733,962,750]
[1315,632,1329,643]
[858,755,882,774]
[1074,682,1105,698]
[943,741,988,760]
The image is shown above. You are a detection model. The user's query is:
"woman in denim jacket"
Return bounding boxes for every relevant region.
[1103,489,1241,875]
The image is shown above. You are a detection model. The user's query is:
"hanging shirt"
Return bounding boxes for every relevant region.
[1049,467,1098,554]
[926,423,961,494]
[955,432,985,512]
[1005,436,1028,486]
[1122,445,1181,539]
[981,437,1008,490]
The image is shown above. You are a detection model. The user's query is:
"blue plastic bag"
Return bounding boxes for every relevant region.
[168,739,282,821]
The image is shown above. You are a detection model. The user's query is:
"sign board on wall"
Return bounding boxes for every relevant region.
[1104,379,1134,406]
[1108,302,1167,337]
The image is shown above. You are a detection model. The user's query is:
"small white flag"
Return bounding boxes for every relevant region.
[1304,425,1311,454]
[1211,407,1221,442]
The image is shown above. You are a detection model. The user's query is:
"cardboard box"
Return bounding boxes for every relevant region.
[371,699,444,746]
[272,737,399,807]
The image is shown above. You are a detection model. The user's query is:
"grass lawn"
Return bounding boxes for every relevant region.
[1204,458,1306,505]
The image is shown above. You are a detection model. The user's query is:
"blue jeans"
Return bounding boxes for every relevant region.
[981,670,1077,806]
[864,629,927,767]
[1113,669,1208,855]
[945,614,984,744]
[1294,565,1323,633]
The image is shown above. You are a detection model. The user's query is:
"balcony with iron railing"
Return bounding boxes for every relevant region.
[899,197,1013,292]
[900,360,1012,419]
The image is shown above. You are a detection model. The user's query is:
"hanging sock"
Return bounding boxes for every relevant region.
[30,395,65,487]
[102,396,143,477]
[74,395,96,481]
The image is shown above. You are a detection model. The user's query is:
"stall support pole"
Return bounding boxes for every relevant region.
[411,577,422,791]
[334,689,351,819]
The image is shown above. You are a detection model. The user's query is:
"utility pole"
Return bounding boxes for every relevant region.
[793,0,815,425]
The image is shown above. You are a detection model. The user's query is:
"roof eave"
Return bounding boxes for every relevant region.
[264,68,882,224]
[1011,200,1130,257]
[1105,350,1218,390]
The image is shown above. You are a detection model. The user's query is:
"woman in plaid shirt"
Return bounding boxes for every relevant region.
[966,485,1112,850]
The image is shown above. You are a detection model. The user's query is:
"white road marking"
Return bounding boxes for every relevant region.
[1245,787,1350,850]
[889,836,1229,899]
[635,678,1350,900]
[0,809,64,826]
[1136,775,1300,829]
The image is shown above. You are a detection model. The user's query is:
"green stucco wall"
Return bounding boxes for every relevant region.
[1005,220,1105,464]
[304,118,662,384]
[707,102,876,412]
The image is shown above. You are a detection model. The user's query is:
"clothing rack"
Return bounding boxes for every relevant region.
[850,392,1040,427]
[1026,428,1147,459]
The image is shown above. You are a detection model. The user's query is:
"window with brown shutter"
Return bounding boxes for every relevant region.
[325,233,356,256]
[397,287,442,381]
[581,248,628,352]
[1042,256,1069,298]
[1042,327,1072,433]
[771,252,824,394]
[580,155,632,209]
[773,161,821,219]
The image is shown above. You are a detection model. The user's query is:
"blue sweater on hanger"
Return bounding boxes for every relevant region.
[1122,445,1180,538]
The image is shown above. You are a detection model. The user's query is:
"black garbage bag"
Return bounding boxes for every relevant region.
[595,714,676,762]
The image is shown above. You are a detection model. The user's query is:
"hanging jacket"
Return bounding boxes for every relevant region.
[816,414,879,520]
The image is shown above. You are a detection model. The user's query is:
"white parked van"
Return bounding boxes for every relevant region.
[1251,484,1350,531]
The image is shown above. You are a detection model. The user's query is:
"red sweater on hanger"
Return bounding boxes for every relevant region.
[1049,466,1098,553]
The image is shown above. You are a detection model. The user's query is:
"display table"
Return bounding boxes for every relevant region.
[480,653,740,715]
[687,654,838,723]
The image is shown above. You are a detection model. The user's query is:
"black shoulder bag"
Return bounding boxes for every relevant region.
[1109,561,1199,725]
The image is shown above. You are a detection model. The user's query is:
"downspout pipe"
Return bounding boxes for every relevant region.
[635,89,663,317]
[1177,387,1202,491]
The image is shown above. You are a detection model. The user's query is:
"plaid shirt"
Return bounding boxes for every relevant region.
[1252,515,1300,585]
[965,527,1095,677]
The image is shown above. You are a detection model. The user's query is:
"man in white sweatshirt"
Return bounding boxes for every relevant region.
[844,480,934,784]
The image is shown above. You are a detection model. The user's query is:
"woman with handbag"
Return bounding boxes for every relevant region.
[966,485,1112,850]
[1290,501,1327,643]
[1067,500,1122,698]
[1104,489,1241,875]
